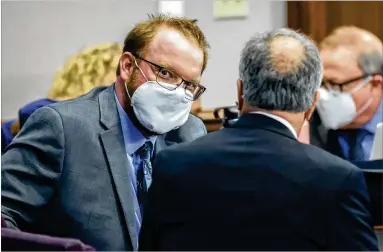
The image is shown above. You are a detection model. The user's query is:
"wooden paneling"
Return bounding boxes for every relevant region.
[326,1,383,40]
[287,1,327,42]
[287,1,383,43]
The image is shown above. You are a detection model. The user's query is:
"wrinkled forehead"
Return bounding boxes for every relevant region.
[144,28,204,82]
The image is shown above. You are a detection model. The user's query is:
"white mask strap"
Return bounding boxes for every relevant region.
[356,97,374,117]
[349,76,372,94]
[124,57,149,103]
[134,57,149,82]
[124,81,132,101]
[349,76,373,116]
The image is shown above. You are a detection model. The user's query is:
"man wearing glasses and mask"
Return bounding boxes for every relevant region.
[311,26,383,162]
[1,14,209,251]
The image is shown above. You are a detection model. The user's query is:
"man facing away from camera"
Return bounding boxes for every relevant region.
[1,14,209,251]
[139,28,378,251]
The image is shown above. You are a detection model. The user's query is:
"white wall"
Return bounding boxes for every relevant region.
[1,0,286,119]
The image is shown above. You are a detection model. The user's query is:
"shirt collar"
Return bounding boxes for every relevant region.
[250,111,298,138]
[114,90,157,156]
[362,99,383,134]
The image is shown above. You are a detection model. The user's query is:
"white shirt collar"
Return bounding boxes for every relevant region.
[250,111,298,138]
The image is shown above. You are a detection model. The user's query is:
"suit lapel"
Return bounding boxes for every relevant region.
[98,85,138,250]
[317,124,329,147]
[153,135,177,160]
[100,128,138,250]
[326,130,347,159]
[311,111,346,159]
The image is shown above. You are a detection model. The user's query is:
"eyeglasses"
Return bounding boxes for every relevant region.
[132,53,206,101]
[322,73,378,92]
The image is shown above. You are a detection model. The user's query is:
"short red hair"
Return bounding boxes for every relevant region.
[116,14,210,75]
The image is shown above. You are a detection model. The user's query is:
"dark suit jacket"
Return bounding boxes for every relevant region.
[1,85,207,251]
[309,110,345,158]
[310,111,383,226]
[2,98,57,155]
[139,113,378,251]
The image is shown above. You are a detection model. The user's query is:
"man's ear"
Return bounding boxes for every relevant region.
[237,79,244,112]
[304,91,320,121]
[119,52,135,81]
[371,74,383,88]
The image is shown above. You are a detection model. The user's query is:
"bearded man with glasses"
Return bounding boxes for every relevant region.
[1,14,209,251]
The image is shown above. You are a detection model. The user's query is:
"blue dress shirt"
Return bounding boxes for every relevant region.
[114,92,157,238]
[337,99,383,160]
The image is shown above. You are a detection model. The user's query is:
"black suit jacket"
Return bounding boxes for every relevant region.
[310,111,383,226]
[309,110,346,158]
[139,113,378,251]
[1,85,207,251]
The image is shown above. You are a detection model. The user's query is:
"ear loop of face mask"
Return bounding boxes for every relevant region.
[348,76,374,117]
[124,57,149,103]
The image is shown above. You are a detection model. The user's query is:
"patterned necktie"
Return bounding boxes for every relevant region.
[349,129,368,161]
[136,142,152,216]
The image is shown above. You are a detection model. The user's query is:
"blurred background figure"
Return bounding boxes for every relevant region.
[311,26,383,162]
[48,42,122,101]
[1,42,122,154]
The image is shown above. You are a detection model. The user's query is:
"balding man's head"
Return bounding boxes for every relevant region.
[269,36,305,74]
[321,26,382,76]
[238,28,322,113]
[320,26,382,53]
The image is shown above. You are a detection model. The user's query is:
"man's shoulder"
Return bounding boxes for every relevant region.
[23,86,114,135]
[158,128,228,161]
[164,113,207,143]
[47,86,108,113]
[159,129,360,182]
[301,140,354,169]
[296,141,362,186]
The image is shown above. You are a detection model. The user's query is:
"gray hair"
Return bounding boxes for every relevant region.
[239,28,323,112]
[358,51,383,75]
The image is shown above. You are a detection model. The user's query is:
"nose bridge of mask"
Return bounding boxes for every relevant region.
[156,81,191,103]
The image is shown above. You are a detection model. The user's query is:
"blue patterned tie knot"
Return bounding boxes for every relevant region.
[137,142,152,162]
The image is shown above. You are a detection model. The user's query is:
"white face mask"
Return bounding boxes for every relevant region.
[316,77,373,130]
[124,60,193,134]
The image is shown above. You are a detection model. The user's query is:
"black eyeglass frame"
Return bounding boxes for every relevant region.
[322,73,381,92]
[132,53,206,101]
